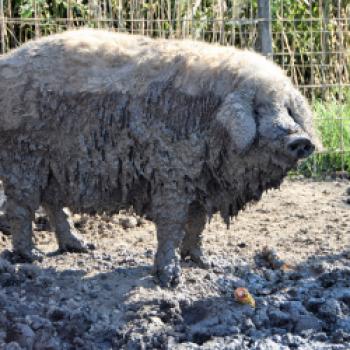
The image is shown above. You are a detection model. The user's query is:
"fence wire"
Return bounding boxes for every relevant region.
[0,0,349,176]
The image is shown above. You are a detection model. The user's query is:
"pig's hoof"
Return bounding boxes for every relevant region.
[182,249,212,269]
[191,254,212,269]
[2,248,44,263]
[58,236,95,253]
[156,263,182,288]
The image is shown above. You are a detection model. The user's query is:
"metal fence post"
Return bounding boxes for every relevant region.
[257,0,273,58]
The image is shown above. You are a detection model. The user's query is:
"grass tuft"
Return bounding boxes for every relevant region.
[297,89,350,177]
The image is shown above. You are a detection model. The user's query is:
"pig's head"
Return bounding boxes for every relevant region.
[216,74,320,172]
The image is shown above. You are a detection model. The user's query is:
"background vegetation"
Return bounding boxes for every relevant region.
[0,0,349,176]
[298,89,350,177]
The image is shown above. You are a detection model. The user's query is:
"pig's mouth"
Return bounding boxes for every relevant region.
[269,145,314,174]
[255,134,315,171]
[270,135,315,169]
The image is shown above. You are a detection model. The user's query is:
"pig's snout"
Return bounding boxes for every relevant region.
[286,136,315,159]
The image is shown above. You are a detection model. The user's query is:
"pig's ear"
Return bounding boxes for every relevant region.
[215,91,257,153]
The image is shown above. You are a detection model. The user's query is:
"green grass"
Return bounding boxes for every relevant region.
[297,90,350,177]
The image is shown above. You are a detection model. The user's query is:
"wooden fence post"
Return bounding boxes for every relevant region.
[0,0,5,54]
[257,0,273,58]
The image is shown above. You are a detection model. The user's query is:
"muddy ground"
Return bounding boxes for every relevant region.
[0,179,349,349]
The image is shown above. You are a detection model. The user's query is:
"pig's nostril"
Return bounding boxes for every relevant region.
[289,143,298,151]
[287,137,315,159]
[304,143,312,153]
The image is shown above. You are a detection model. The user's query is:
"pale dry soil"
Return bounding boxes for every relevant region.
[0,179,349,349]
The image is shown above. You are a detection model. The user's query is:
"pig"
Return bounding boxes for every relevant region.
[0,29,318,286]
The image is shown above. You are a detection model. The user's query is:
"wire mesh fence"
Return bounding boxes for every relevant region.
[0,0,349,176]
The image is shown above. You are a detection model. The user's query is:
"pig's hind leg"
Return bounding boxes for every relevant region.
[181,201,211,268]
[4,198,43,262]
[42,175,93,254]
[42,203,91,253]
[2,179,42,262]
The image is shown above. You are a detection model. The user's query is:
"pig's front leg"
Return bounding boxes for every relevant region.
[153,191,188,287]
[181,201,211,268]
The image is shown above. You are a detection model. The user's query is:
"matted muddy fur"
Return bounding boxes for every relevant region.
[0,29,318,286]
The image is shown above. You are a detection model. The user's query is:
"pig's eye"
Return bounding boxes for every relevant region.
[286,106,294,119]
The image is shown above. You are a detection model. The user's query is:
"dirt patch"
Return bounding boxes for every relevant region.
[0,179,349,349]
